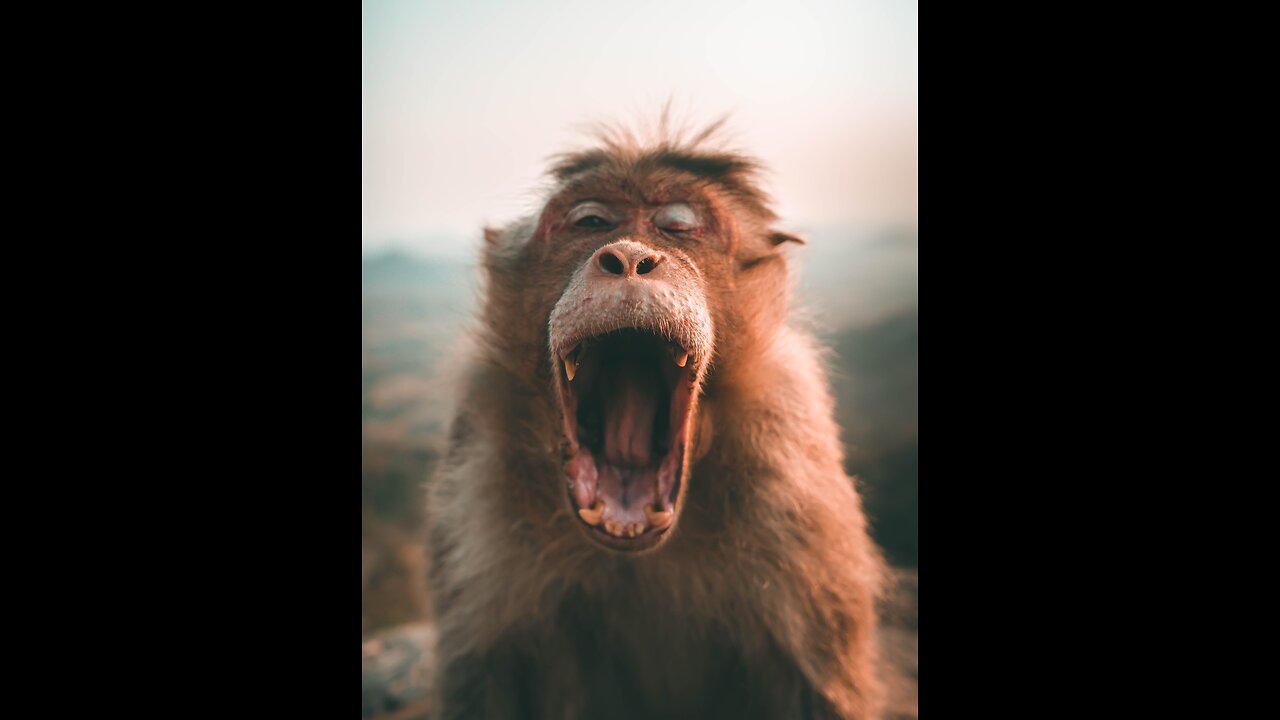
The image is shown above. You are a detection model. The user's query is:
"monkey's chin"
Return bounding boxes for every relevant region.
[555,328,698,553]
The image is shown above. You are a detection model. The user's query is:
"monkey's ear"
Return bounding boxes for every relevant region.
[483,226,501,247]
[769,231,805,246]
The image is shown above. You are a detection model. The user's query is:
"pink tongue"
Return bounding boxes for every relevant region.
[603,369,657,467]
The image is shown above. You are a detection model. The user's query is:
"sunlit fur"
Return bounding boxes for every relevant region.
[427,120,887,719]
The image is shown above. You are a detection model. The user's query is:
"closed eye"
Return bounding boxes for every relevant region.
[653,203,700,232]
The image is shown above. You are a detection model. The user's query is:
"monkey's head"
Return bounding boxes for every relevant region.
[478,128,800,553]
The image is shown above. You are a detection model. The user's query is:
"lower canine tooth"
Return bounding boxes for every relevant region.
[644,506,674,529]
[578,501,603,526]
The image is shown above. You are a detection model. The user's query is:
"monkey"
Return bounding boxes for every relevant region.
[426,120,887,719]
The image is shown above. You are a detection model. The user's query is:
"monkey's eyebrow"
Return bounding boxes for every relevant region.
[549,147,776,219]
[549,150,610,181]
[651,151,756,180]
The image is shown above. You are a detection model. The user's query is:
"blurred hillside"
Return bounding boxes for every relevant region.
[361,228,918,634]
[361,251,476,632]
[831,312,919,566]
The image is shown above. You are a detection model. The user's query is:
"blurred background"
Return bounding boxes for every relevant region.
[362,0,916,716]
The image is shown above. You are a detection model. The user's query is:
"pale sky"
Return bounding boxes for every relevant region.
[362,0,918,257]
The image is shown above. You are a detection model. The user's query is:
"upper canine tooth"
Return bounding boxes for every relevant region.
[672,346,689,368]
[578,500,603,526]
[564,357,577,381]
[644,505,674,529]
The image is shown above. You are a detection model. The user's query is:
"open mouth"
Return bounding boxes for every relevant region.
[558,328,696,551]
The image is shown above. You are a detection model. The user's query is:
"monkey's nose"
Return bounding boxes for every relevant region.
[594,241,665,278]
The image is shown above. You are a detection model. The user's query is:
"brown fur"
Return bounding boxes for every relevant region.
[427,121,886,719]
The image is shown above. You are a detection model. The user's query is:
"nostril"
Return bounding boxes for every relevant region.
[636,257,659,275]
[598,251,625,275]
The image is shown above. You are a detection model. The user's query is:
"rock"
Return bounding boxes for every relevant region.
[361,622,436,720]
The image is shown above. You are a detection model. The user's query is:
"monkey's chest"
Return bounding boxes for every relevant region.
[552,594,777,718]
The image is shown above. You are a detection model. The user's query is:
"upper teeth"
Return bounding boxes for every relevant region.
[578,500,603,526]
[565,341,690,381]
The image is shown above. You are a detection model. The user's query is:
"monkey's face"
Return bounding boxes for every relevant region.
[480,154,791,553]
[539,182,730,553]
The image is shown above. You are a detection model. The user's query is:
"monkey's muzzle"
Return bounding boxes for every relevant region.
[548,239,712,551]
